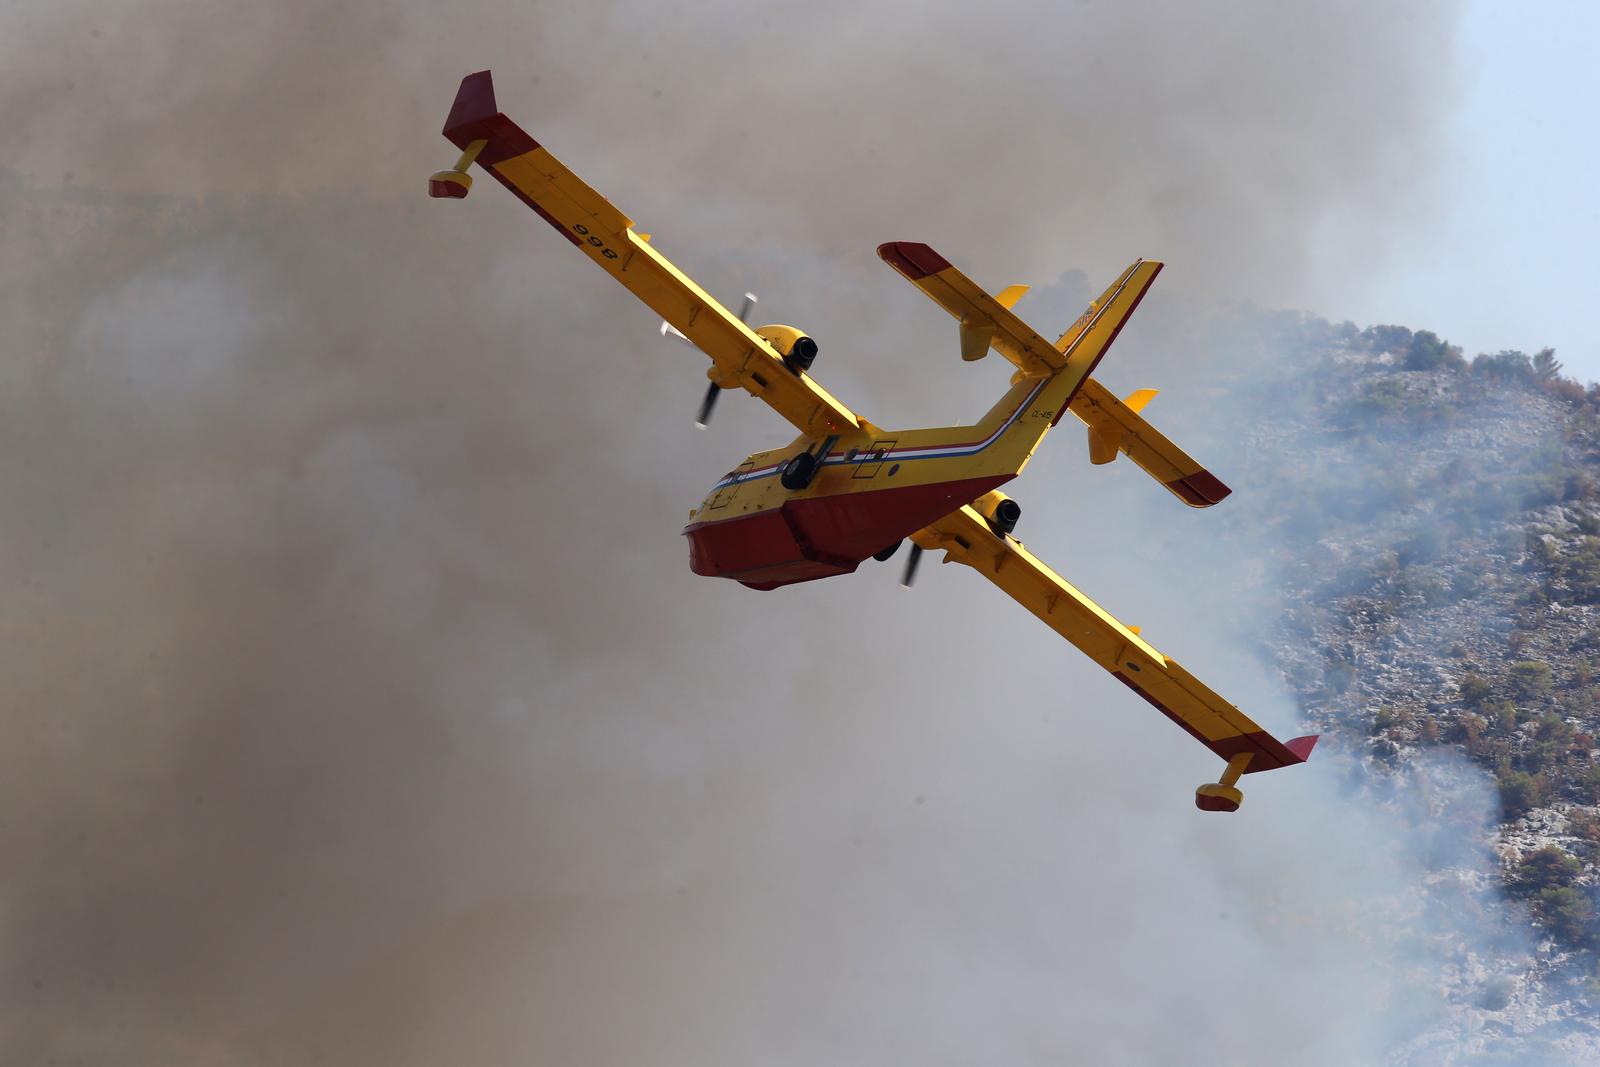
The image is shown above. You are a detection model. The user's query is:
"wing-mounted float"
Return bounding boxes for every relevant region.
[429,69,1314,811]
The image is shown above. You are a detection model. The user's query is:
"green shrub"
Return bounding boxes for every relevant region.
[1493,703,1518,734]
[1508,661,1555,701]
[1570,809,1600,849]
[1499,771,1545,820]
[1511,846,1581,896]
[1354,377,1408,416]
[1528,715,1577,771]
[1526,530,1560,566]
[1458,673,1493,708]
[1404,330,1465,371]
[1360,324,1412,354]
[1532,887,1597,948]
[1473,350,1536,382]
[1557,538,1600,602]
[1533,347,1563,382]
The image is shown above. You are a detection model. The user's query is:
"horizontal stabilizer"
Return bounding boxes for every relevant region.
[878,242,1064,377]
[1068,379,1231,507]
[1124,388,1157,413]
[996,284,1029,310]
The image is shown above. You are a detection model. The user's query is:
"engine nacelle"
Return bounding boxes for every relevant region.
[972,490,1021,535]
[755,324,818,373]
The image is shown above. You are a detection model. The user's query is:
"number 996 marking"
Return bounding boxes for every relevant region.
[572,222,620,260]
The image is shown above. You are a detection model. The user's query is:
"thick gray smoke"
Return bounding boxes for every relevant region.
[0,2,1478,1063]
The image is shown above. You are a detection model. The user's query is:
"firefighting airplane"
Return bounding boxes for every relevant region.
[429,71,1316,811]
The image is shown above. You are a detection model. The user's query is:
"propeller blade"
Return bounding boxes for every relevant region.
[695,381,721,429]
[901,543,924,587]
[674,293,754,428]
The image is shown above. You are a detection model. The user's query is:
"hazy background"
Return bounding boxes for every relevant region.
[1354,0,1600,375]
[0,0,1577,1062]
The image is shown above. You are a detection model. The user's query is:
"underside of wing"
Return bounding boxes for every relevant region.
[911,505,1315,809]
[434,71,859,437]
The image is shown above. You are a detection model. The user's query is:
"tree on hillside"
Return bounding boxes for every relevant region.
[1532,887,1597,948]
[1360,324,1412,354]
[1404,330,1465,371]
[1511,846,1582,896]
[1533,347,1563,382]
[1498,770,1545,820]
[1473,350,1537,383]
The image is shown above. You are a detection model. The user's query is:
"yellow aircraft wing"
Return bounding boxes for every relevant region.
[432,70,860,437]
[911,505,1315,810]
[878,243,1229,507]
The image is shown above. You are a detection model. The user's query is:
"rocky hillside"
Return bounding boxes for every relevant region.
[1213,315,1600,1062]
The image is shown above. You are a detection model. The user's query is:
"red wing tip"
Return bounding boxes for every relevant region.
[1284,734,1319,762]
[877,241,951,280]
[1167,470,1233,508]
[444,70,498,138]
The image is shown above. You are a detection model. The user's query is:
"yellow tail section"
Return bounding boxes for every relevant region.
[875,259,1163,486]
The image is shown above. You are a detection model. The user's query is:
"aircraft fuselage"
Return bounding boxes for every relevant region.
[683,439,1009,590]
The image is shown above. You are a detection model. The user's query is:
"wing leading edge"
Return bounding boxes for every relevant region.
[435,70,860,437]
[911,506,1316,810]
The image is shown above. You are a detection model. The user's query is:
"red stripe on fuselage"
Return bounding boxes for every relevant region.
[685,474,1007,588]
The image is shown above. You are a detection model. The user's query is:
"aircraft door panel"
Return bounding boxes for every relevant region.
[708,462,755,509]
[852,440,897,479]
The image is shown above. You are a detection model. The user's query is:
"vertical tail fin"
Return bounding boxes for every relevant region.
[958,259,1163,478]
[869,246,1162,487]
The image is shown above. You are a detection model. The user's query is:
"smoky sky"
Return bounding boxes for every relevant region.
[0,2,1481,1064]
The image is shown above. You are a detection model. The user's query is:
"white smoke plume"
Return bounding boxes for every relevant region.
[0,2,1507,1063]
